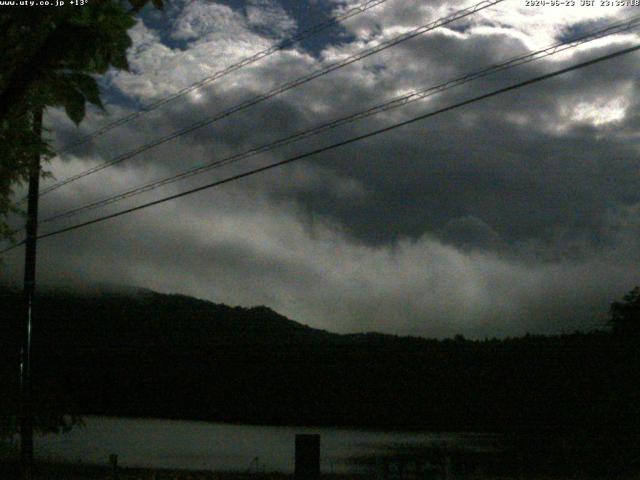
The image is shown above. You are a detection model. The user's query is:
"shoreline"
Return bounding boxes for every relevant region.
[0,461,367,479]
[2,460,640,480]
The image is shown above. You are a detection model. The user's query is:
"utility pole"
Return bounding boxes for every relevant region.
[21,106,42,480]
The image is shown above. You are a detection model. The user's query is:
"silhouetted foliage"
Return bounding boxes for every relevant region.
[0,0,164,433]
[0,288,81,437]
[0,0,163,240]
[1,284,638,436]
[609,286,640,339]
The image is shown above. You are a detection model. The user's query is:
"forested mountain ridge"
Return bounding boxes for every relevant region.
[1,285,638,432]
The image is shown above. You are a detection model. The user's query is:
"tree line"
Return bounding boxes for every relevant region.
[1,285,639,434]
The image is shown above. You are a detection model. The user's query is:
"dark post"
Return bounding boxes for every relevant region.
[20,106,42,480]
[109,453,119,480]
[295,434,320,480]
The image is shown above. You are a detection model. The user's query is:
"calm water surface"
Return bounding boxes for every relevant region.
[11,417,497,473]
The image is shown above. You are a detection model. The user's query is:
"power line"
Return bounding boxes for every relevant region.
[56,0,392,154]
[35,0,504,199]
[3,42,634,249]
[0,242,19,255]
[36,14,640,225]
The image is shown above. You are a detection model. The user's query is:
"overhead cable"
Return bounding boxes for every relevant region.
[35,0,505,199]
[9,42,635,247]
[57,0,393,153]
[37,15,640,225]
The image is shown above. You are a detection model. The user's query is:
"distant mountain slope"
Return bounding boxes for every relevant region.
[1,285,338,353]
[0,285,636,432]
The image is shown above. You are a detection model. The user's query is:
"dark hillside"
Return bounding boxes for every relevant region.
[1,285,637,432]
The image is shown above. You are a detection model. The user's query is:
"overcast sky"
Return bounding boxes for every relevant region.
[2,0,640,338]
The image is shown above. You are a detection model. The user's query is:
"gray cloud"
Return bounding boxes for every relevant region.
[3,0,640,338]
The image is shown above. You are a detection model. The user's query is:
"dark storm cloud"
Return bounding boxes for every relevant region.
[3,0,640,338]
[254,35,640,256]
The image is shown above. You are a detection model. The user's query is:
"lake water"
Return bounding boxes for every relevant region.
[6,416,499,473]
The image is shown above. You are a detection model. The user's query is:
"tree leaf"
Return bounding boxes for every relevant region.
[62,87,86,125]
[128,0,147,13]
[110,49,130,71]
[71,73,103,110]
